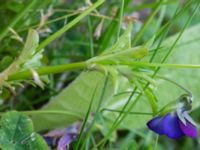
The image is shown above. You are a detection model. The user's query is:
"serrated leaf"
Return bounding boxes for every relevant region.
[0,111,48,150]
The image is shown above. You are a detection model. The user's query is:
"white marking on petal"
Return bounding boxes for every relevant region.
[176,109,187,125]
[182,111,197,126]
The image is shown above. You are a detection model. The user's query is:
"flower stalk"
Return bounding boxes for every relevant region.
[8,61,87,81]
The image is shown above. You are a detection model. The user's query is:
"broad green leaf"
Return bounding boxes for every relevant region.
[31,24,145,131]
[104,23,200,129]
[154,24,200,110]
[33,22,200,132]
[32,71,114,131]
[31,21,150,131]
[0,111,48,150]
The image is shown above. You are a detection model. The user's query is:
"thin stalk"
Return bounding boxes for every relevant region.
[52,9,115,20]
[88,16,94,57]
[156,75,192,96]
[101,108,152,115]
[117,0,125,38]
[153,135,159,150]
[0,110,83,118]
[6,60,200,88]
[8,61,87,81]
[75,83,98,150]
[17,12,79,33]
[16,11,114,34]
[125,62,200,69]
[81,75,109,150]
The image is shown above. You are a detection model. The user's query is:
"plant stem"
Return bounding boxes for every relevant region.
[7,60,200,82]
[117,0,124,38]
[127,62,200,69]
[8,61,87,81]
[153,135,159,150]
[19,110,82,118]
[101,108,152,115]
[88,16,94,57]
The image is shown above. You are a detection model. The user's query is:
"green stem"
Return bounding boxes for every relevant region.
[18,12,79,33]
[17,11,114,34]
[7,60,200,82]
[101,108,152,115]
[36,0,104,51]
[20,110,82,118]
[156,75,192,95]
[88,16,94,57]
[117,0,124,38]
[123,62,200,69]
[153,135,159,150]
[8,61,87,81]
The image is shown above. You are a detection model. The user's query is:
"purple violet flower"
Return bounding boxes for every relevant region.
[57,134,78,150]
[147,94,198,139]
[43,122,83,150]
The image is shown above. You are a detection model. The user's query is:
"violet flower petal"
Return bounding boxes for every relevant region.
[179,120,198,138]
[43,137,54,147]
[44,128,66,138]
[57,134,77,150]
[182,111,197,126]
[162,113,184,139]
[147,116,164,135]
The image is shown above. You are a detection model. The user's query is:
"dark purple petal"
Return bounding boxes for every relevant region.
[43,137,55,147]
[162,113,184,139]
[147,116,164,135]
[179,120,198,138]
[57,134,77,150]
